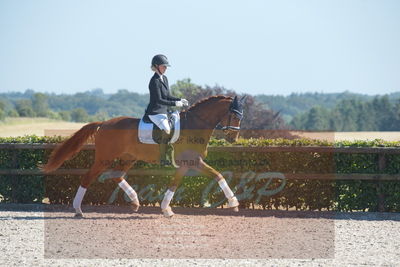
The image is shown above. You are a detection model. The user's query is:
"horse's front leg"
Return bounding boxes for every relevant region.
[197,158,239,211]
[160,166,188,217]
[110,156,140,212]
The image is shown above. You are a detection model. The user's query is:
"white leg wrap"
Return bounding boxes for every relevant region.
[218,179,234,199]
[73,186,87,214]
[118,179,139,204]
[161,189,175,210]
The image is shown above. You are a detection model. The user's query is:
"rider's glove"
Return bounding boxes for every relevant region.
[175,101,184,107]
[181,99,189,106]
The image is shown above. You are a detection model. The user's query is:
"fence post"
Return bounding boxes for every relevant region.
[10,149,18,203]
[377,153,386,212]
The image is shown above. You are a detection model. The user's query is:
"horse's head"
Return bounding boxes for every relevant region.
[216,95,247,143]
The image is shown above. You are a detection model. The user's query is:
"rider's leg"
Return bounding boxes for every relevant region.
[148,114,173,166]
[148,114,170,135]
[159,130,172,166]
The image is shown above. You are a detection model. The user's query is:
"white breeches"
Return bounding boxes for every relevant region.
[149,114,170,134]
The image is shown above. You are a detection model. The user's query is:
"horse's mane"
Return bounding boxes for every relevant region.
[184,95,233,113]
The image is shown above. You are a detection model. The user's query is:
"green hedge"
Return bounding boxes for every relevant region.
[1,135,400,212]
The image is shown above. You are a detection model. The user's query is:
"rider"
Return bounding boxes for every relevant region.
[145,54,189,166]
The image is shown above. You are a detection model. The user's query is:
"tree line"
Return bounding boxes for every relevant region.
[0,89,148,122]
[1,81,399,131]
[291,96,400,131]
[0,81,284,130]
[256,91,400,122]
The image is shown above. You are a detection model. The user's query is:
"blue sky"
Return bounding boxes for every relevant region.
[0,0,399,95]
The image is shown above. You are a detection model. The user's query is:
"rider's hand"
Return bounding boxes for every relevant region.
[175,101,184,107]
[181,99,189,106]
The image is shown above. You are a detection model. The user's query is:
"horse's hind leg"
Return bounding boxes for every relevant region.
[73,160,110,217]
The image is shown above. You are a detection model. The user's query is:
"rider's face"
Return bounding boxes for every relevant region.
[158,65,167,74]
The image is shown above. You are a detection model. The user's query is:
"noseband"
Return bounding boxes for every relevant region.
[215,108,243,132]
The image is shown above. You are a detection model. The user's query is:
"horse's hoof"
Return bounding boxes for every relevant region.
[228,196,239,209]
[130,202,140,212]
[74,213,83,218]
[162,206,174,218]
[232,206,239,212]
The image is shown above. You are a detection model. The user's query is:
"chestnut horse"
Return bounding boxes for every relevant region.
[43,95,246,217]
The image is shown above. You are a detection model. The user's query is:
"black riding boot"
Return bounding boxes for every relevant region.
[159,130,174,167]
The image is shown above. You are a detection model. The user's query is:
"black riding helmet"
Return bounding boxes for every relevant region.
[151,54,171,67]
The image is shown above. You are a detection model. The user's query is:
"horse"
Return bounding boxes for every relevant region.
[43,95,246,217]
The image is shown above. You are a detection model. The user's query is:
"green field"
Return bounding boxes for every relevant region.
[0,117,85,137]
[1,117,400,141]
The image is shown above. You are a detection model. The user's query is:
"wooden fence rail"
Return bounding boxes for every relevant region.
[1,143,399,181]
[2,143,400,154]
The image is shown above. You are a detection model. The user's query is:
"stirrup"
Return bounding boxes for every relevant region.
[160,159,173,167]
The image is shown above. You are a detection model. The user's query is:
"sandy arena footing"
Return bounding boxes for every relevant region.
[0,204,399,266]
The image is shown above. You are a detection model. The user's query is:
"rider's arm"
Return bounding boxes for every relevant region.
[150,79,178,106]
[163,76,181,101]
[166,93,181,101]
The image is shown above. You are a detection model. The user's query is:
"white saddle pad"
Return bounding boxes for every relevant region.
[138,111,180,144]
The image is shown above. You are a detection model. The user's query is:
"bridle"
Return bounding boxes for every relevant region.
[215,109,243,132]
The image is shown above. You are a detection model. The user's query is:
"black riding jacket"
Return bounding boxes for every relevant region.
[145,73,181,115]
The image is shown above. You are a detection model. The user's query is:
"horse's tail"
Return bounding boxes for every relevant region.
[42,121,102,173]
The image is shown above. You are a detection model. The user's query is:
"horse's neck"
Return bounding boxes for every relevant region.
[183,99,229,129]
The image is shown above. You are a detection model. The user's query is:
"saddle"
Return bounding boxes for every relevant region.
[138,111,180,144]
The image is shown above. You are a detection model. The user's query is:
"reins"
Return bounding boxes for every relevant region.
[182,107,241,132]
[182,108,215,129]
[178,95,245,132]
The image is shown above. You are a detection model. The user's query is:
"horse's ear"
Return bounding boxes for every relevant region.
[231,95,238,105]
[240,95,247,103]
